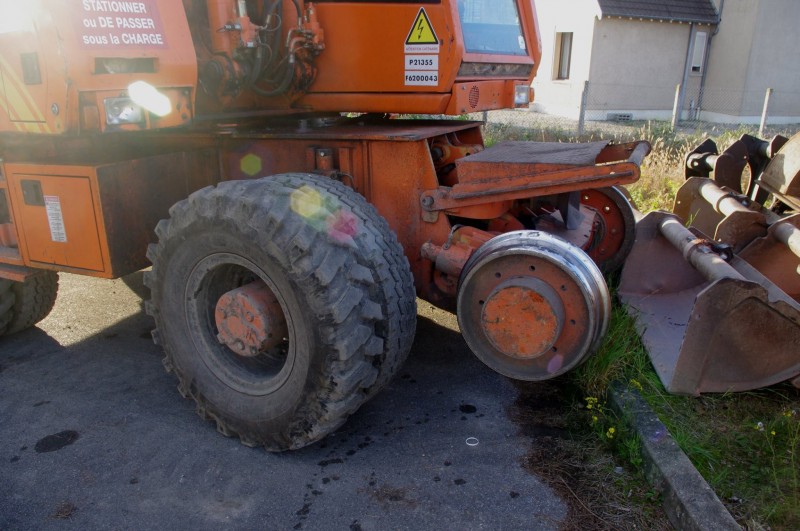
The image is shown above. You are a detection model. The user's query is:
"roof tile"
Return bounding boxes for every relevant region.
[597,0,719,24]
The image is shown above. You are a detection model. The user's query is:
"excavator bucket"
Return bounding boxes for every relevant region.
[673,177,769,253]
[620,132,800,396]
[684,133,789,197]
[677,132,798,224]
[684,137,749,192]
[618,212,800,396]
[755,131,800,211]
[738,214,800,301]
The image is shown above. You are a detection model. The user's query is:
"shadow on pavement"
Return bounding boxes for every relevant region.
[0,277,568,530]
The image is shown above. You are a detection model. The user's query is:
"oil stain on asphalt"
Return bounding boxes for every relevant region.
[34,431,80,453]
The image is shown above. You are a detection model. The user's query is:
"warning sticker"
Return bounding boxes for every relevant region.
[44,196,67,243]
[404,8,439,53]
[404,8,440,85]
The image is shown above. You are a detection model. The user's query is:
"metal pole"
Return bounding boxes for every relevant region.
[672,84,682,130]
[578,80,589,136]
[772,222,800,259]
[658,216,745,283]
[676,24,697,129]
[759,88,773,137]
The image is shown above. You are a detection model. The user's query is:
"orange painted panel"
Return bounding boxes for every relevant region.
[0,1,543,129]
[0,9,50,133]
[9,173,105,272]
[311,3,460,93]
[0,0,196,135]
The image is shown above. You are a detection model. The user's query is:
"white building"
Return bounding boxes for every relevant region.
[532,0,800,124]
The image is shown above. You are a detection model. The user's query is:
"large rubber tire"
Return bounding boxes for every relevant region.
[144,174,416,451]
[0,271,59,336]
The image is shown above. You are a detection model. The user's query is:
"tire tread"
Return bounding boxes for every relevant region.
[147,173,416,451]
[0,272,59,336]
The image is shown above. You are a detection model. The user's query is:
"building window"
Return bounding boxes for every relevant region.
[554,32,573,80]
[691,31,707,73]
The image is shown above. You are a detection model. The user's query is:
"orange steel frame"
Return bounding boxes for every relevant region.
[0,121,466,288]
[0,117,642,313]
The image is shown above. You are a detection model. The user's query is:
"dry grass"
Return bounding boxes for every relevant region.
[629,131,686,213]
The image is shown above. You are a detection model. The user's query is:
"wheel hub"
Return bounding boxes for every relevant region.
[215,280,288,357]
[481,278,564,359]
[457,231,610,381]
[580,187,636,273]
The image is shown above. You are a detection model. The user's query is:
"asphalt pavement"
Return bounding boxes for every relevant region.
[0,272,568,530]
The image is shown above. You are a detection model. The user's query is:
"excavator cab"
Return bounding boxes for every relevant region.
[197,0,542,116]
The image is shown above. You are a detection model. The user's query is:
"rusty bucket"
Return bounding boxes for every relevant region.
[618,211,800,396]
[672,177,769,252]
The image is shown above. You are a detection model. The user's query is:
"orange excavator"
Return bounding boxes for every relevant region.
[0,0,649,450]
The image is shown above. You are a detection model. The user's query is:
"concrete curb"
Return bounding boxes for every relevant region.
[608,384,740,531]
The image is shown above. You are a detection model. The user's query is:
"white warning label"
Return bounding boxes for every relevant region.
[44,196,67,243]
[77,0,167,48]
[405,43,439,54]
[404,72,439,86]
[404,55,439,71]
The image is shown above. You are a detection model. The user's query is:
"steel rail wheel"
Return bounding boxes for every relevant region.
[0,271,59,336]
[457,231,610,381]
[145,173,416,451]
[580,187,636,274]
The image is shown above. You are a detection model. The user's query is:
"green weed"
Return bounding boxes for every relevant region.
[571,307,800,529]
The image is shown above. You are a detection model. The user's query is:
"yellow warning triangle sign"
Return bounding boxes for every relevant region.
[406,8,439,45]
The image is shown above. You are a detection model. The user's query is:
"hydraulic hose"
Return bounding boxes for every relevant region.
[250,56,295,97]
